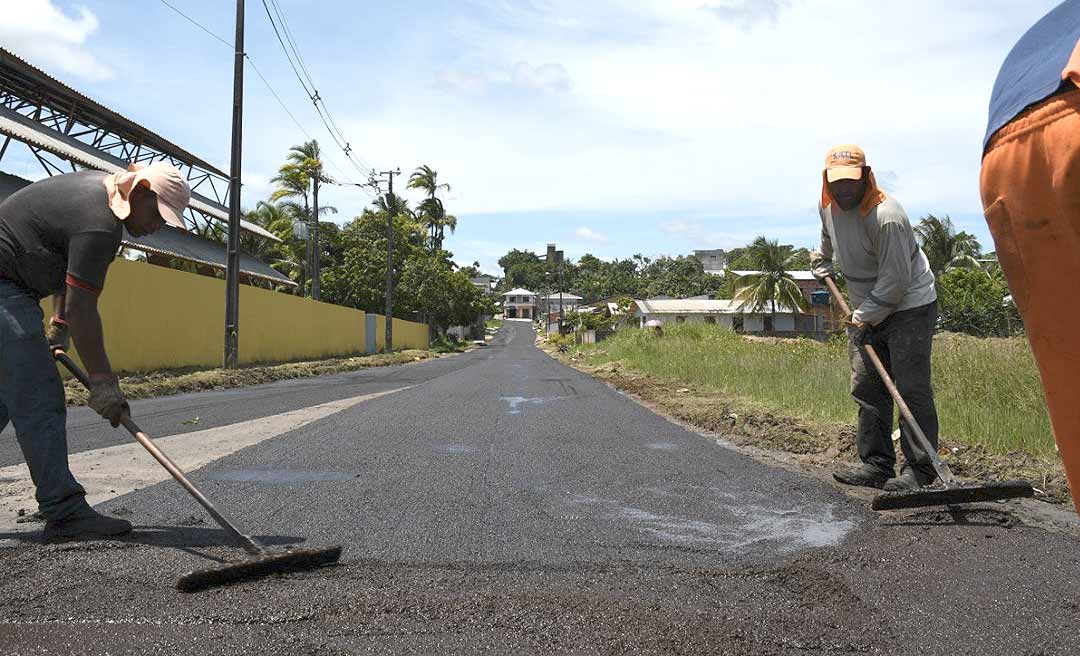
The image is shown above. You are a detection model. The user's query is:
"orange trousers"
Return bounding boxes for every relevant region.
[981,86,1080,513]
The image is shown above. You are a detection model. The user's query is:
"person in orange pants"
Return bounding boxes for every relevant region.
[980,0,1080,513]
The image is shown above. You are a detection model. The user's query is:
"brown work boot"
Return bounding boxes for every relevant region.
[883,467,937,492]
[833,464,892,489]
[44,507,132,542]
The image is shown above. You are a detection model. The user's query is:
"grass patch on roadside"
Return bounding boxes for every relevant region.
[485,319,503,330]
[63,350,443,407]
[573,324,1054,459]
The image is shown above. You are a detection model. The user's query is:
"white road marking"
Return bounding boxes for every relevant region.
[0,388,408,532]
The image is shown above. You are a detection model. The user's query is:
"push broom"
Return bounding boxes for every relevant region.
[54,350,342,592]
[822,277,1034,511]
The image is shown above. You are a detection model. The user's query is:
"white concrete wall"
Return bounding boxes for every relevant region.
[638,312,797,331]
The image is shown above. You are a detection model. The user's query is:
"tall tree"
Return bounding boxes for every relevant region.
[271,140,334,298]
[914,214,982,275]
[734,236,808,331]
[407,165,455,250]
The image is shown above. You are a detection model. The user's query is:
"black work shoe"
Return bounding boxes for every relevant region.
[833,464,892,489]
[44,508,132,542]
[883,468,937,492]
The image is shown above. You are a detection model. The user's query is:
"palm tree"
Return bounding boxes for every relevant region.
[373,192,412,218]
[734,236,808,333]
[416,197,457,251]
[270,141,334,298]
[407,165,454,249]
[914,214,982,274]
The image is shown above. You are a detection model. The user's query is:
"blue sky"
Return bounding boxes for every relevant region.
[0,0,1062,275]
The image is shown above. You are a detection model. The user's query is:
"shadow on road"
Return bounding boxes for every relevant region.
[0,525,307,563]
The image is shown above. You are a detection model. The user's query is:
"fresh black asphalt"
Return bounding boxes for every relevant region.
[0,342,495,467]
[0,321,1078,655]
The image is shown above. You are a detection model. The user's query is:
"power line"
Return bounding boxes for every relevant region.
[156,0,360,183]
[159,0,232,48]
[257,0,374,178]
[268,0,373,173]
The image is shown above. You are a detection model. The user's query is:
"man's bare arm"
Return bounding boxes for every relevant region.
[64,285,113,375]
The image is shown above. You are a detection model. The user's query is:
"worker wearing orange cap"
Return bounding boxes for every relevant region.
[811,145,939,492]
[0,162,190,540]
[981,0,1080,514]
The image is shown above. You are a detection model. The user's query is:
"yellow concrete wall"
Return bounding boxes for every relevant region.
[43,259,429,372]
[371,314,431,354]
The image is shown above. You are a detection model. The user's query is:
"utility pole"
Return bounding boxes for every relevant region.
[556,250,565,333]
[377,169,401,352]
[311,174,321,300]
[223,0,245,369]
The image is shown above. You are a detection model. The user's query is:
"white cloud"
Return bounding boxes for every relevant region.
[698,0,796,28]
[575,226,608,243]
[512,62,571,93]
[0,1,112,81]
[437,60,570,95]
[660,219,754,250]
[373,0,1056,222]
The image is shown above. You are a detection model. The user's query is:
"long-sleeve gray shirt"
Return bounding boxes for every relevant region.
[810,196,936,325]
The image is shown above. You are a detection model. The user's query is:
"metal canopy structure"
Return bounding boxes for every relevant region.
[0,47,278,242]
[0,171,292,287]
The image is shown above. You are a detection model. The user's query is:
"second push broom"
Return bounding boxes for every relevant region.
[822,277,1034,511]
[55,350,342,592]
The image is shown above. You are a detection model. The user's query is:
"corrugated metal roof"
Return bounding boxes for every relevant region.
[502,288,537,296]
[124,225,294,287]
[0,47,225,176]
[540,293,582,300]
[0,106,280,242]
[633,299,798,315]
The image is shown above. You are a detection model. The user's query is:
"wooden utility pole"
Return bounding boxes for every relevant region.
[380,169,401,352]
[223,0,245,369]
[311,174,321,300]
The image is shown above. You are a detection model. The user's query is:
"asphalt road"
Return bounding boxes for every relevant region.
[0,321,1078,655]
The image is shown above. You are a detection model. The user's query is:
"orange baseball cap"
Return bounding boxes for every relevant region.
[824,144,867,183]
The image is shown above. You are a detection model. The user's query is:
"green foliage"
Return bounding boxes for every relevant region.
[498,249,546,292]
[937,267,1020,337]
[579,324,1052,457]
[429,334,465,354]
[640,255,721,299]
[563,309,615,332]
[915,214,982,275]
[408,165,456,251]
[733,236,809,322]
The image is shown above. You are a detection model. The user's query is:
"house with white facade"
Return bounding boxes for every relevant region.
[470,274,498,296]
[631,298,805,333]
[538,292,582,317]
[501,288,538,319]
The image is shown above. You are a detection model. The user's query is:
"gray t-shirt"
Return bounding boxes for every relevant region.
[0,171,122,298]
[811,196,937,325]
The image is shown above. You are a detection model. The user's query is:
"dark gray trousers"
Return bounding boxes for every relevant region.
[0,280,88,520]
[847,302,939,478]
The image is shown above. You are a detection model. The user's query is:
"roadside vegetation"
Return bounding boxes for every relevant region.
[575,323,1051,456]
[556,324,1064,502]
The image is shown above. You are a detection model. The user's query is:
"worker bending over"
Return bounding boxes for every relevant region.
[0,163,190,539]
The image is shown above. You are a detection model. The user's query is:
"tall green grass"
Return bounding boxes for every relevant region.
[583,324,1054,457]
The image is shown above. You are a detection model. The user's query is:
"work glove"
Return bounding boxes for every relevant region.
[87,375,130,428]
[45,318,69,353]
[848,320,874,348]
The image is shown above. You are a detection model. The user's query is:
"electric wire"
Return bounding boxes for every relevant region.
[259,0,374,176]
[157,0,361,183]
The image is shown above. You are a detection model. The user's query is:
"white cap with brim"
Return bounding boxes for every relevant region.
[105,162,192,230]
